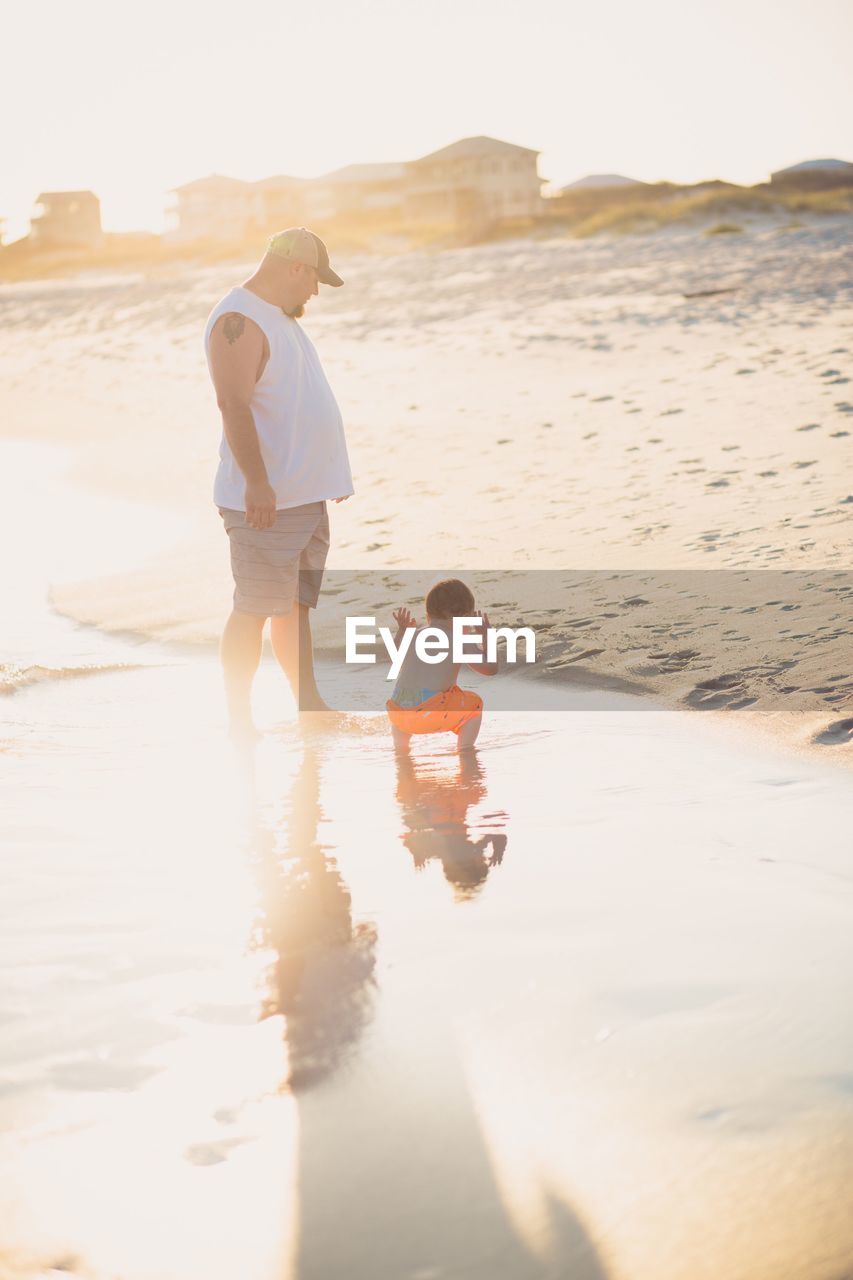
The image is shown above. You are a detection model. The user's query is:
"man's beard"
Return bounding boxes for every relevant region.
[282,303,305,319]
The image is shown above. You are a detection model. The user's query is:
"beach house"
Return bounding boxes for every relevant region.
[170,136,544,240]
[302,163,408,223]
[29,191,102,247]
[168,176,264,242]
[170,174,311,241]
[254,175,308,232]
[769,158,853,189]
[404,136,543,231]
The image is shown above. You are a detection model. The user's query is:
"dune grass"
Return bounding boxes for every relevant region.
[549,182,853,240]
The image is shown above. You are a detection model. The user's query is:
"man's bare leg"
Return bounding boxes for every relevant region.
[221,609,266,738]
[269,602,330,712]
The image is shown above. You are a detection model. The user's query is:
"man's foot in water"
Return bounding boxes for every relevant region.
[298,700,349,733]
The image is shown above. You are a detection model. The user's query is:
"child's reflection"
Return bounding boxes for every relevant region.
[254,747,377,1090]
[394,750,508,900]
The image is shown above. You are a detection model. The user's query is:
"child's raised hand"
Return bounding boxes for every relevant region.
[393,607,416,630]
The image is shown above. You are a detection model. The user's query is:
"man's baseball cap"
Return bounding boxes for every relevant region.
[267,227,344,287]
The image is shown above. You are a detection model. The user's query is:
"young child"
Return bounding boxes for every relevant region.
[386,578,498,753]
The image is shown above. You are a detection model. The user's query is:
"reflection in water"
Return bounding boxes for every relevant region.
[395,750,508,900]
[252,747,377,1091]
[246,741,606,1279]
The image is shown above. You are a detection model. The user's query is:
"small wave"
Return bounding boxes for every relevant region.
[0,661,146,695]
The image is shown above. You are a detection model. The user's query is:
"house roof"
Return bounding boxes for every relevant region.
[253,174,306,189]
[559,173,643,192]
[315,162,407,185]
[772,157,853,177]
[172,174,251,194]
[35,190,99,204]
[411,136,539,165]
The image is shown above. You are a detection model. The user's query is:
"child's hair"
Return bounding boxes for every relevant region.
[425,578,476,620]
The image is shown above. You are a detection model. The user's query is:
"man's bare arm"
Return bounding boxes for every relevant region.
[208,313,276,529]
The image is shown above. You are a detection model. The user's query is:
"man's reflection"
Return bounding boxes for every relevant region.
[253,747,377,1090]
[394,751,508,900]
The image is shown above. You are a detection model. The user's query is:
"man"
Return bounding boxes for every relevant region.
[205,227,353,736]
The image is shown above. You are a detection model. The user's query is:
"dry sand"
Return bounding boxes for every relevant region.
[1,217,851,758]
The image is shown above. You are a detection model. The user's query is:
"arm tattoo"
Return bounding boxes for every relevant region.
[222,313,246,345]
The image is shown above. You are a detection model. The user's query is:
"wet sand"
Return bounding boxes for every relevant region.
[1,446,852,1278]
[2,653,853,1280]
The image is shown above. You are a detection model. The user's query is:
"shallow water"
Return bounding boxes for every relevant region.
[2,640,853,1278]
[0,441,187,694]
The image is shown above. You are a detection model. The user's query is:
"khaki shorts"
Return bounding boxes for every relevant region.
[219,502,330,617]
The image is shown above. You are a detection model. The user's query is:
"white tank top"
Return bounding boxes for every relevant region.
[204,286,354,511]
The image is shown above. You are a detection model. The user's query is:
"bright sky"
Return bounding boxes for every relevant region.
[4,0,852,240]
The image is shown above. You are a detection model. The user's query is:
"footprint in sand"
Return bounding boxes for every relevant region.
[813,718,853,746]
[648,649,700,673]
[555,647,605,664]
[684,674,757,711]
[185,1137,250,1166]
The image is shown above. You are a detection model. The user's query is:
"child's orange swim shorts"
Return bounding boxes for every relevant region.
[386,685,483,736]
